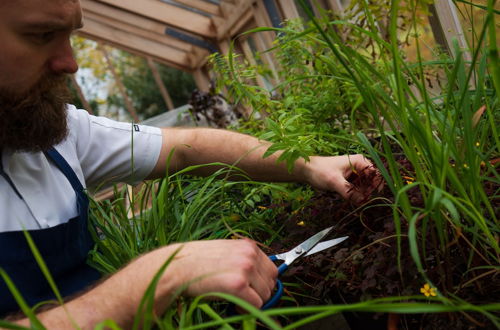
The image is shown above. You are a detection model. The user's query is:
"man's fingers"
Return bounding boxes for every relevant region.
[248,250,278,305]
[347,154,372,171]
[329,175,353,200]
[331,170,382,204]
[170,240,278,307]
[230,240,277,307]
[230,281,263,308]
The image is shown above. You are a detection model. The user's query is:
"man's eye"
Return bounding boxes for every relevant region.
[29,31,55,43]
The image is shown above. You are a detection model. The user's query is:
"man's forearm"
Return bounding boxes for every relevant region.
[13,273,137,329]
[12,246,181,329]
[149,128,309,182]
[9,240,278,329]
[150,127,380,202]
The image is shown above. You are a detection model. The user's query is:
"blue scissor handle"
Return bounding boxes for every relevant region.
[262,255,288,309]
[262,279,283,310]
[269,254,289,274]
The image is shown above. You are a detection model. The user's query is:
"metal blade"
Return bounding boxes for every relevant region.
[282,226,334,265]
[304,236,348,256]
[272,236,349,262]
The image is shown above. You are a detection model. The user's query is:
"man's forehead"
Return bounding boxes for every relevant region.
[2,0,79,9]
[2,0,82,27]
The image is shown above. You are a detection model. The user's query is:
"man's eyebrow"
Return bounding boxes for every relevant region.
[23,20,83,31]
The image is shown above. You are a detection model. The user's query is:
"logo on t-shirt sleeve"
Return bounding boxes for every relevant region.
[133,124,140,132]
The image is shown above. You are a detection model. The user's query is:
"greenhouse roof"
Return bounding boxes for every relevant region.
[76,0,471,93]
[78,0,249,71]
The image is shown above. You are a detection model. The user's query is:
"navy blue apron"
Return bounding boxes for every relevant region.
[0,148,100,316]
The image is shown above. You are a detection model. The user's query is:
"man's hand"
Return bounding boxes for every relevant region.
[302,154,382,204]
[167,239,278,307]
[123,239,278,315]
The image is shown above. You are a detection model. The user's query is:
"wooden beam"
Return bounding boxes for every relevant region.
[95,0,216,37]
[219,2,236,17]
[82,0,165,35]
[276,0,300,20]
[174,0,221,16]
[429,0,470,61]
[191,50,211,70]
[229,9,253,36]
[82,2,211,66]
[218,39,231,55]
[79,17,192,68]
[192,68,210,92]
[78,32,187,71]
[240,39,268,89]
[82,5,194,52]
[147,58,175,111]
[252,1,275,49]
[215,0,255,39]
[98,43,139,122]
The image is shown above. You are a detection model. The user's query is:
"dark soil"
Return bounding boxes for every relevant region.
[263,157,499,329]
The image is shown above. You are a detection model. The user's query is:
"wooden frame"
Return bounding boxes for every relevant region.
[95,0,217,37]
[276,0,300,20]
[76,0,471,97]
[81,2,195,52]
[428,0,470,61]
[79,18,192,68]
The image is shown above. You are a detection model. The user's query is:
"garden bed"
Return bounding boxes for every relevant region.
[264,155,499,329]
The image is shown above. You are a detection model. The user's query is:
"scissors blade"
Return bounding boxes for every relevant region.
[282,226,334,265]
[304,236,348,256]
[273,236,348,261]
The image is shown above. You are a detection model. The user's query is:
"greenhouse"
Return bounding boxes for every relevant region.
[0,0,498,329]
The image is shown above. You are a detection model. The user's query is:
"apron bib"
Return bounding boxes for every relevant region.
[0,148,100,316]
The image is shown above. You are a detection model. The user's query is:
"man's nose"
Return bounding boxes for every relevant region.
[47,40,79,74]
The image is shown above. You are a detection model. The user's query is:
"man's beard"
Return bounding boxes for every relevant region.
[0,74,71,153]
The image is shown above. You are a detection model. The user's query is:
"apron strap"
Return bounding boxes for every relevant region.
[44,147,89,222]
[0,151,23,200]
[44,148,85,193]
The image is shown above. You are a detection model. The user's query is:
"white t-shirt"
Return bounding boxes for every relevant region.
[0,105,163,232]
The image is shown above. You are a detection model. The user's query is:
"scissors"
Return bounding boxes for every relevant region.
[262,226,348,310]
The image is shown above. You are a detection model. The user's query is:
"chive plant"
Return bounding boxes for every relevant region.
[209,0,499,326]
[88,163,287,274]
[296,0,499,323]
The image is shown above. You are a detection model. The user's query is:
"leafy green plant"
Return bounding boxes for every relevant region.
[88,163,289,274]
[209,0,499,326]
[209,21,368,171]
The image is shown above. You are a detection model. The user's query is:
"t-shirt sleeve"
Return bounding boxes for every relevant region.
[67,106,163,189]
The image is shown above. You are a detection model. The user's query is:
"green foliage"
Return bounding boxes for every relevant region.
[72,37,109,80]
[70,36,196,120]
[210,0,499,325]
[87,164,288,273]
[111,53,196,119]
[210,9,425,170]
[291,0,498,317]
[210,46,354,172]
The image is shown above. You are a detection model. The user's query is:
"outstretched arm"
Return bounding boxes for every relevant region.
[147,128,380,203]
